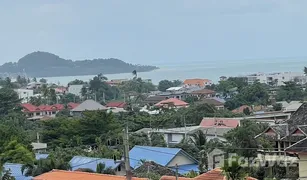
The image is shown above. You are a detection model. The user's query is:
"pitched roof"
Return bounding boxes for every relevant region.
[191,89,215,95]
[183,79,211,87]
[129,146,197,169]
[3,163,32,180]
[200,118,240,128]
[161,168,257,180]
[67,102,80,109]
[284,102,303,113]
[71,100,107,112]
[70,156,121,171]
[21,103,40,112]
[286,137,307,154]
[105,102,126,108]
[144,96,167,104]
[155,98,188,107]
[21,103,65,113]
[33,170,148,180]
[35,153,49,160]
[255,124,288,139]
[284,103,307,131]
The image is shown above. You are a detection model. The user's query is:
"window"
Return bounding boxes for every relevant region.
[52,111,56,114]
[117,165,121,172]
[36,112,40,116]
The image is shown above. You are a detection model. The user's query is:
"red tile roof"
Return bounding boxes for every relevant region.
[67,102,80,109]
[155,98,189,107]
[33,170,148,180]
[106,102,126,108]
[21,103,66,113]
[191,89,215,95]
[183,79,211,87]
[160,168,257,180]
[200,118,240,128]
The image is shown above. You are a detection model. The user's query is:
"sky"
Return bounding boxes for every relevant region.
[1,0,307,66]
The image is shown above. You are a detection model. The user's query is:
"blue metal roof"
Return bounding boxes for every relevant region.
[35,153,49,160]
[171,164,199,175]
[129,146,182,169]
[70,156,121,171]
[3,163,32,180]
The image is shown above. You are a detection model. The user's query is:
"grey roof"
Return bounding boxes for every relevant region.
[285,103,307,130]
[283,102,303,112]
[71,100,107,112]
[286,137,307,153]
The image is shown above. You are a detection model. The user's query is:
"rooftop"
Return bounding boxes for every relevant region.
[33,170,148,180]
[71,100,107,112]
[70,156,121,171]
[155,98,189,107]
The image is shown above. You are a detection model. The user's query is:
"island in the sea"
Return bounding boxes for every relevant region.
[0,51,158,77]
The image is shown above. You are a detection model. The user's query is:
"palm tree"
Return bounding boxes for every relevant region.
[132,70,137,79]
[1,169,15,180]
[189,130,210,173]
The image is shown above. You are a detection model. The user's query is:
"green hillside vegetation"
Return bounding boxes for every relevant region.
[0,51,158,77]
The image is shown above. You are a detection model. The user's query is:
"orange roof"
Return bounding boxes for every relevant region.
[160,168,257,180]
[183,79,211,87]
[232,105,251,114]
[155,98,189,107]
[33,170,148,180]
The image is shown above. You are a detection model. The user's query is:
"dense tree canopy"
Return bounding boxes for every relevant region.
[158,80,182,92]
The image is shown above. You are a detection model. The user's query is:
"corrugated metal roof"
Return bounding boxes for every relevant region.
[129,146,181,169]
[71,100,107,112]
[70,156,121,171]
[35,153,49,160]
[3,163,32,180]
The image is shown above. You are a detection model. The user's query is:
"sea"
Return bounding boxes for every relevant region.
[41,58,307,86]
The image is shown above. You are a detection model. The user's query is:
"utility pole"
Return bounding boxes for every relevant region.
[123,124,132,180]
[175,164,178,180]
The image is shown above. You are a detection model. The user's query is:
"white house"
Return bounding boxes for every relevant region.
[68,84,84,96]
[14,89,34,103]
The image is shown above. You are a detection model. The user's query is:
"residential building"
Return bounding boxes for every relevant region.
[70,99,107,116]
[67,102,80,109]
[286,137,307,180]
[283,101,303,114]
[197,98,225,110]
[31,142,47,153]
[68,84,85,96]
[190,89,215,99]
[70,156,125,175]
[155,98,189,108]
[183,79,212,87]
[21,103,65,117]
[243,72,307,86]
[232,105,252,114]
[129,145,198,175]
[106,79,128,86]
[26,82,43,89]
[54,87,67,94]
[14,89,34,103]
[144,96,167,105]
[105,102,127,113]
[33,170,148,180]
[160,168,257,180]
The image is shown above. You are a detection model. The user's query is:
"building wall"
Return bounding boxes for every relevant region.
[68,85,84,96]
[15,89,34,103]
[164,133,185,145]
[167,153,195,167]
[299,154,307,179]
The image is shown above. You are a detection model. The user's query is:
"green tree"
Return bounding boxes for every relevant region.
[48,88,57,104]
[273,103,282,111]
[29,96,43,106]
[150,132,167,147]
[95,163,115,175]
[0,140,35,165]
[222,156,246,180]
[276,81,304,101]
[158,80,182,92]
[0,88,21,115]
[68,79,86,85]
[32,77,37,82]
[304,66,307,75]
[243,107,251,115]
[1,169,15,180]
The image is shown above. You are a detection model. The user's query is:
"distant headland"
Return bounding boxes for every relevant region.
[0,51,158,77]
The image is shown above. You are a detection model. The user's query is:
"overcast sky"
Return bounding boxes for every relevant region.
[1,0,307,65]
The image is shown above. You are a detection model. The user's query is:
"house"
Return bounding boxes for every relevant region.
[183,79,212,87]
[31,142,47,153]
[105,102,127,113]
[286,137,307,179]
[135,125,230,147]
[129,145,198,175]
[67,102,80,109]
[33,170,148,180]
[70,99,107,116]
[197,98,225,110]
[144,96,167,105]
[21,103,65,117]
[54,87,67,94]
[106,79,129,86]
[158,91,191,100]
[14,89,34,103]
[190,89,215,99]
[200,118,240,128]
[26,82,43,89]
[70,156,125,175]
[160,168,257,180]
[68,84,85,96]
[283,102,303,114]
[155,98,189,108]
[3,153,49,180]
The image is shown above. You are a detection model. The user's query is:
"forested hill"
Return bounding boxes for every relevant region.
[0,51,158,77]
